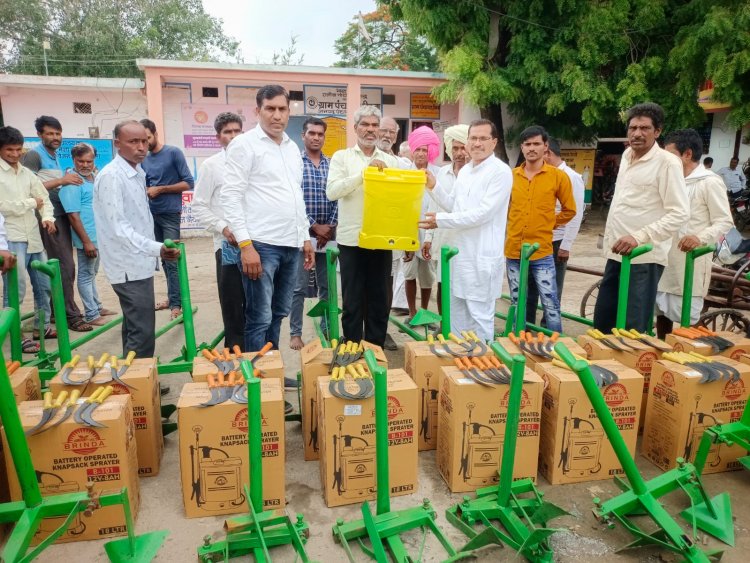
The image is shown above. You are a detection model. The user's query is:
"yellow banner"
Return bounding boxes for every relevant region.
[698,87,731,112]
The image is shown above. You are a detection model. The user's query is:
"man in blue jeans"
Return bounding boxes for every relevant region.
[222,85,314,354]
[140,118,194,320]
[505,126,576,334]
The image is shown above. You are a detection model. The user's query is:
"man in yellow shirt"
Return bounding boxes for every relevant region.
[505,126,576,333]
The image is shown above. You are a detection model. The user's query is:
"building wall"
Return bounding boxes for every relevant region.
[0,86,146,138]
[706,111,750,168]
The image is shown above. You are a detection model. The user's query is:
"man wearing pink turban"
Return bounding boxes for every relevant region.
[403,126,441,322]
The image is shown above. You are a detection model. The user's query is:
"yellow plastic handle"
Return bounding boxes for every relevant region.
[427,334,435,344]
[69,354,81,368]
[111,356,119,370]
[96,353,110,368]
[68,389,81,405]
[346,364,358,378]
[42,391,53,409]
[97,386,115,404]
[87,356,95,370]
[87,387,105,403]
[448,332,462,343]
[330,338,338,349]
[53,391,69,408]
[124,351,136,366]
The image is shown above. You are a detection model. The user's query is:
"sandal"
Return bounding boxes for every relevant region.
[69,319,93,332]
[170,308,182,320]
[155,300,169,311]
[33,326,57,340]
[22,338,39,354]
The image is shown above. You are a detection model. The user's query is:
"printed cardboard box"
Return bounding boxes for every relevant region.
[10,366,41,404]
[317,369,417,508]
[495,336,586,369]
[49,358,162,477]
[577,334,617,361]
[404,340,494,451]
[536,360,643,484]
[436,366,543,493]
[177,379,285,518]
[300,340,387,461]
[666,331,750,360]
[642,357,750,474]
[3,395,139,544]
[192,349,284,382]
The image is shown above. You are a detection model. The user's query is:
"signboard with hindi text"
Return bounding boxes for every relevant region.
[303,85,382,117]
[410,93,440,120]
[181,103,257,156]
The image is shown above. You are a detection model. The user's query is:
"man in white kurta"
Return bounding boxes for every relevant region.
[655,129,734,337]
[419,119,512,340]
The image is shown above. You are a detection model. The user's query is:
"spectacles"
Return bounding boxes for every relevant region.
[378,129,398,135]
[468,136,493,143]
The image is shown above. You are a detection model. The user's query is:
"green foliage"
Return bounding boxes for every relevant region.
[385,0,750,147]
[1,0,240,78]
[333,6,439,72]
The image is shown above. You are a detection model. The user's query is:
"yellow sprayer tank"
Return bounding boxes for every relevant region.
[359,166,426,251]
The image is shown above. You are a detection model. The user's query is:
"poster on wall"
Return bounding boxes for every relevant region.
[180,191,201,231]
[181,103,257,156]
[23,138,114,171]
[410,93,440,120]
[560,148,595,191]
[321,117,347,156]
[303,85,382,117]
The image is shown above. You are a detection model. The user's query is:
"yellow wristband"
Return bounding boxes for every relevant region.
[239,240,253,249]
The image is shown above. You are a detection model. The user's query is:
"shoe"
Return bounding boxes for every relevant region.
[284,401,294,415]
[383,333,398,351]
[284,377,300,389]
[160,385,170,396]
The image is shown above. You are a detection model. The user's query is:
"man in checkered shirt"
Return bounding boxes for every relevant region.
[289,117,337,350]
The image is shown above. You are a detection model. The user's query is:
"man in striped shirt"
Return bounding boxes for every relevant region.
[289,117,336,350]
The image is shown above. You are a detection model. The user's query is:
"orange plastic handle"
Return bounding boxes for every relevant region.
[537,333,545,344]
[201,349,215,361]
[253,368,263,378]
[233,345,242,357]
[550,332,560,343]
[525,331,533,343]
[206,373,216,387]
[7,361,20,375]
[223,348,232,361]
[489,356,502,368]
[508,333,519,344]
[453,358,464,370]
[258,342,274,357]
[216,371,226,385]
[226,371,237,386]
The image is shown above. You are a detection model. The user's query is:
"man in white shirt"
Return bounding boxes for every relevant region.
[421,124,469,316]
[656,129,733,337]
[593,103,690,332]
[0,126,53,350]
[717,157,747,195]
[404,126,440,321]
[327,106,400,348]
[93,121,180,358]
[192,112,245,349]
[419,119,512,340]
[526,137,585,326]
[222,85,313,352]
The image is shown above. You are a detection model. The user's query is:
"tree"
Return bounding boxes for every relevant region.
[333,6,438,72]
[1,0,240,78]
[386,0,749,160]
[272,35,305,66]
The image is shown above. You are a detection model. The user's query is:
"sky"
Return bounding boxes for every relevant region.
[202,0,378,67]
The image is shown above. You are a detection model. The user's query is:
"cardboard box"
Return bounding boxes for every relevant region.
[300,340,387,461]
[3,395,139,544]
[177,379,285,518]
[535,360,643,484]
[436,366,543,493]
[404,340,496,451]
[577,334,617,361]
[49,358,163,477]
[192,349,284,382]
[666,331,750,361]
[495,336,586,369]
[317,369,417,508]
[642,357,750,473]
[10,366,41,404]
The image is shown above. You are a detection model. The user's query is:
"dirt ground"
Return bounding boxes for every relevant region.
[12,208,750,562]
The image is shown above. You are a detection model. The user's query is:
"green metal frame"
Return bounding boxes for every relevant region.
[0,307,168,562]
[307,247,341,347]
[554,342,733,560]
[693,398,750,476]
[615,244,653,329]
[198,361,311,562]
[446,342,566,561]
[331,349,465,562]
[680,246,715,328]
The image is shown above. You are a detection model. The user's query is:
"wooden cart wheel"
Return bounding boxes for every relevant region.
[697,309,750,335]
[580,280,601,320]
